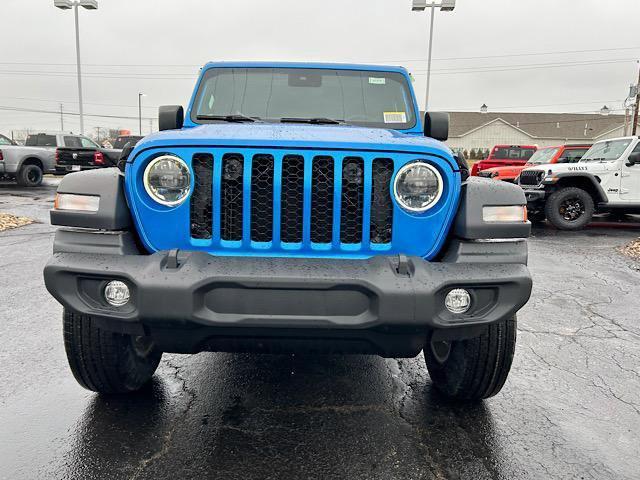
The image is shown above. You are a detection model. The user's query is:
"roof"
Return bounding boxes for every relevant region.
[448,111,635,140]
[201,61,409,74]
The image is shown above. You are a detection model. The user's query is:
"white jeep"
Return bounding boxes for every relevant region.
[517,136,640,230]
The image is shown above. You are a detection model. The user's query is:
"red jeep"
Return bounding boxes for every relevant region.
[477,144,592,182]
[471,145,537,176]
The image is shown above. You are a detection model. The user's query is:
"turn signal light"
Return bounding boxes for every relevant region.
[54,193,100,212]
[483,205,527,223]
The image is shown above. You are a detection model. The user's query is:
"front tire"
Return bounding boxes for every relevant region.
[63,309,162,394]
[425,315,517,401]
[16,164,43,187]
[545,187,594,230]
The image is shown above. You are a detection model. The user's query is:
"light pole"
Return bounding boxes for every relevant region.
[412,0,456,111]
[54,0,98,134]
[138,93,146,135]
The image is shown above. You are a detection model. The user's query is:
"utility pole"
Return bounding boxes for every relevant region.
[411,1,456,111]
[138,93,146,136]
[74,4,85,134]
[633,62,640,136]
[54,1,99,135]
[59,104,65,132]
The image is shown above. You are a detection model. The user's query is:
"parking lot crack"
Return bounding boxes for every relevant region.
[128,357,197,480]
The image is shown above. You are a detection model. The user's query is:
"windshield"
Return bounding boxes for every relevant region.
[113,136,143,149]
[490,147,536,160]
[580,139,632,162]
[192,67,417,129]
[527,148,559,164]
[25,134,56,147]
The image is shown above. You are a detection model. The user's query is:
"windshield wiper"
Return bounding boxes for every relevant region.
[197,114,260,123]
[280,117,344,125]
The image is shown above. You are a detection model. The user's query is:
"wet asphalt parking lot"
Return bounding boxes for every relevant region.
[1,178,639,480]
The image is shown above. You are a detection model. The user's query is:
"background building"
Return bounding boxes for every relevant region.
[445,111,637,158]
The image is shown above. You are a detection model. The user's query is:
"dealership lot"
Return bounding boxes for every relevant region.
[1,180,639,480]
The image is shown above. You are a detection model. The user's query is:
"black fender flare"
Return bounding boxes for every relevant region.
[548,172,608,203]
[452,177,530,240]
[50,168,132,230]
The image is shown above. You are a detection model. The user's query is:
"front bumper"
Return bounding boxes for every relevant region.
[44,249,531,355]
[55,165,100,175]
[522,188,546,203]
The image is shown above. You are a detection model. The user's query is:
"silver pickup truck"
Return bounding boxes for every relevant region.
[0,132,100,187]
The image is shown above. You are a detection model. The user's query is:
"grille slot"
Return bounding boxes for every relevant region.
[190,154,214,240]
[340,157,364,244]
[519,170,543,186]
[280,155,305,243]
[310,156,335,243]
[221,154,244,241]
[251,154,275,242]
[370,158,394,244]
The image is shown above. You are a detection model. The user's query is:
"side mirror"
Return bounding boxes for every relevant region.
[627,152,640,166]
[424,112,449,141]
[159,105,184,131]
[453,154,469,181]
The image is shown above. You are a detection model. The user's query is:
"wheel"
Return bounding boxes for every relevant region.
[16,164,43,187]
[63,309,162,394]
[425,315,517,401]
[544,187,594,230]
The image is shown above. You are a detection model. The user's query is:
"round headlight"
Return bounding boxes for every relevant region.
[393,162,443,212]
[143,155,191,206]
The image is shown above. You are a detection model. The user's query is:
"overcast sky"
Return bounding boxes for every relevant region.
[1,0,639,137]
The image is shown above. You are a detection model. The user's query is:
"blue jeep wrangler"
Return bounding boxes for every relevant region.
[44,62,532,400]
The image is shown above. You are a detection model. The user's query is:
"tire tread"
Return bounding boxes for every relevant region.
[425,315,517,401]
[63,309,161,394]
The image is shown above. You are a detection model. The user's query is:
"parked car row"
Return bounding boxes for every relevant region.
[472,137,640,231]
[470,144,538,176]
[477,144,591,182]
[0,133,143,186]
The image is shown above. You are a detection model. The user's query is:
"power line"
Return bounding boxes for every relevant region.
[394,46,640,63]
[0,105,154,121]
[1,46,639,67]
[419,58,638,73]
[0,58,635,81]
[0,95,158,110]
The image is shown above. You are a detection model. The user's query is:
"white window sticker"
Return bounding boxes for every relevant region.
[383,112,407,124]
[369,77,386,85]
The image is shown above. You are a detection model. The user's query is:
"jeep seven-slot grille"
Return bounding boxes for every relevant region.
[519,170,544,186]
[189,152,394,248]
